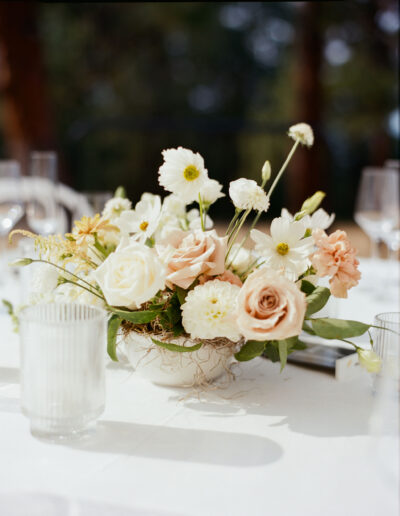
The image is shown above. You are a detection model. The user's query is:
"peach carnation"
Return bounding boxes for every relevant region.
[310,229,361,298]
[198,269,243,287]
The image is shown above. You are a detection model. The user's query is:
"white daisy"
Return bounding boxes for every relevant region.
[288,123,314,147]
[181,280,241,341]
[158,147,209,203]
[281,207,335,231]
[229,178,269,212]
[200,179,225,206]
[102,197,132,221]
[251,217,314,280]
[116,195,161,242]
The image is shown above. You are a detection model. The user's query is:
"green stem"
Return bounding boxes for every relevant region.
[267,139,300,198]
[61,278,105,302]
[32,259,105,301]
[225,208,251,263]
[225,209,242,236]
[198,193,205,231]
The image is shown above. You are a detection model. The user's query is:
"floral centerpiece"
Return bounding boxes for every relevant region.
[9,123,382,386]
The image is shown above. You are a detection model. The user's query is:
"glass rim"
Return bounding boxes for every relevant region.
[19,303,107,326]
[374,311,400,325]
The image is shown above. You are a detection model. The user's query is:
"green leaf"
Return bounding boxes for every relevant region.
[263,341,280,362]
[305,286,331,317]
[278,340,288,371]
[109,309,158,324]
[234,340,267,362]
[151,338,202,353]
[302,321,316,335]
[311,318,371,340]
[107,315,121,361]
[300,279,316,295]
[292,340,307,351]
[176,286,188,305]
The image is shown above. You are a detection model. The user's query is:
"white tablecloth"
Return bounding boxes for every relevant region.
[0,259,399,516]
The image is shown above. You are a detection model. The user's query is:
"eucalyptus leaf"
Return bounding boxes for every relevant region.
[311,318,371,340]
[305,286,331,317]
[151,338,202,353]
[107,315,121,361]
[235,340,267,362]
[176,286,188,305]
[278,340,288,371]
[109,309,158,324]
[300,279,316,295]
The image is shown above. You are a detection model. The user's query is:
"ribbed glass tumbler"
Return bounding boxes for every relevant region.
[19,303,107,441]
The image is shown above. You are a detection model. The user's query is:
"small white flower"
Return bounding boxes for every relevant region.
[116,196,161,242]
[200,179,225,205]
[261,161,271,182]
[251,217,314,280]
[187,208,213,230]
[281,207,335,231]
[229,178,269,212]
[181,280,241,341]
[30,264,60,294]
[288,123,314,147]
[162,194,187,218]
[357,349,382,373]
[158,147,209,203]
[102,197,132,221]
[229,244,254,275]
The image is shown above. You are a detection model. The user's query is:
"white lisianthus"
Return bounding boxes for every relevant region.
[357,349,382,373]
[158,147,209,203]
[229,178,269,212]
[251,217,314,280]
[181,280,241,341]
[187,208,213,230]
[30,264,60,294]
[281,207,335,231]
[162,194,187,218]
[288,123,314,147]
[93,237,166,309]
[229,244,254,275]
[116,195,161,242]
[200,179,225,205]
[102,197,132,221]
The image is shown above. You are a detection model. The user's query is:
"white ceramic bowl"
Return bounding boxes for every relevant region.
[124,332,235,387]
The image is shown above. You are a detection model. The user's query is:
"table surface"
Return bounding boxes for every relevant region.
[0,259,399,516]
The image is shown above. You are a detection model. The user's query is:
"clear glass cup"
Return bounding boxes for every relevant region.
[373,312,400,389]
[19,303,107,441]
[26,152,61,235]
[354,168,399,259]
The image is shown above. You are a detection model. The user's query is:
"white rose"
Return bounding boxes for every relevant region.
[93,238,166,309]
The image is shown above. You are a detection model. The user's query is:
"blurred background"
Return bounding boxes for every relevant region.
[0,1,399,253]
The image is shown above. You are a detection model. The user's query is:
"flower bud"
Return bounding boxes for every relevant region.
[261,161,271,183]
[296,191,325,220]
[114,186,127,198]
[357,349,382,373]
[9,258,33,267]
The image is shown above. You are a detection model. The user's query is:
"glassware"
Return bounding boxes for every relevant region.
[0,161,24,286]
[373,312,400,390]
[19,303,107,441]
[72,191,113,223]
[26,152,60,235]
[354,168,399,259]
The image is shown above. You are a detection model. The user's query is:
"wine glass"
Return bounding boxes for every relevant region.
[26,152,60,235]
[0,160,24,285]
[382,162,400,260]
[354,168,399,260]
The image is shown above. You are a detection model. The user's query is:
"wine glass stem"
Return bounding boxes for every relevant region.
[370,238,380,260]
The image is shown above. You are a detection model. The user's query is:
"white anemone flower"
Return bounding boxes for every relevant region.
[158,147,209,203]
[288,123,314,147]
[102,197,132,221]
[281,207,335,231]
[229,178,269,212]
[200,179,225,205]
[181,280,241,341]
[116,195,161,242]
[251,217,314,280]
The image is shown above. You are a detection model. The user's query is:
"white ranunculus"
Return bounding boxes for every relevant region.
[229,178,270,212]
[93,238,166,309]
[229,244,254,275]
[200,179,225,205]
[288,123,314,147]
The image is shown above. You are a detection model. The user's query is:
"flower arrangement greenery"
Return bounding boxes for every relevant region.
[9,123,382,374]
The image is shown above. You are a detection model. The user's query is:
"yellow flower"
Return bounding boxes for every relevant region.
[67,214,118,247]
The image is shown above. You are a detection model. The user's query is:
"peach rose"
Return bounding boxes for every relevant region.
[237,267,306,341]
[310,229,361,298]
[160,229,227,289]
[198,269,243,287]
